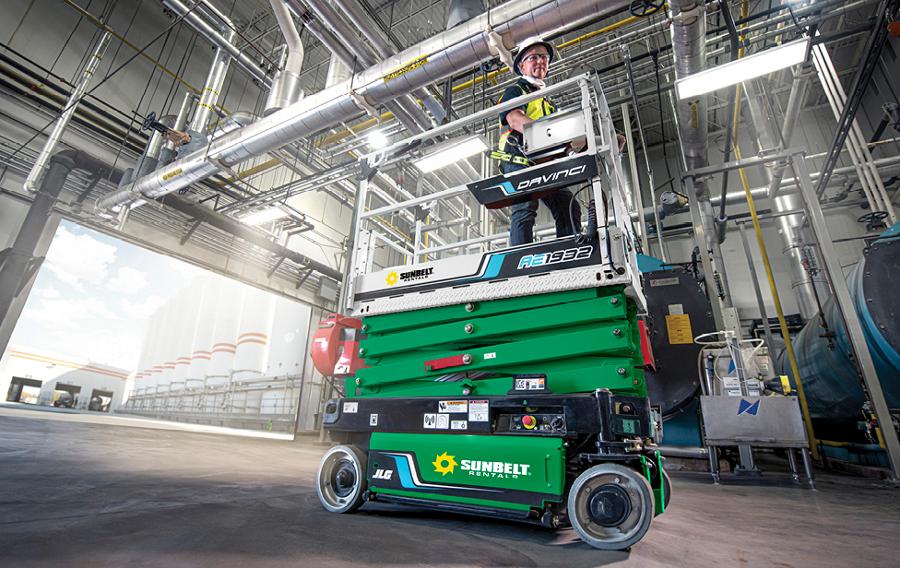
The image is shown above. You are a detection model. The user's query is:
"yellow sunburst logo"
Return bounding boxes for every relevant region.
[385,271,399,286]
[432,452,457,476]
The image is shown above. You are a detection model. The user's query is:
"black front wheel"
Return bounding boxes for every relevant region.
[567,463,654,550]
[316,445,367,513]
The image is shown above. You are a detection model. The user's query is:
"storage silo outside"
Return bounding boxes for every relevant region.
[122,272,316,433]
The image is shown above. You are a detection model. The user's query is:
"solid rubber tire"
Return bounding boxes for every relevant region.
[567,463,654,550]
[316,444,367,514]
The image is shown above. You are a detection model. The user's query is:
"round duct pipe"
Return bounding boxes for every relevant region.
[265,69,304,116]
[266,0,305,115]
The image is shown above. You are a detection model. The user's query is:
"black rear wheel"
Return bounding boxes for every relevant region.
[568,463,654,550]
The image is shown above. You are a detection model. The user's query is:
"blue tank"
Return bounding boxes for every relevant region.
[776,224,900,422]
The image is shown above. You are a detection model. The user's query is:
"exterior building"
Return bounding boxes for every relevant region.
[1,345,129,411]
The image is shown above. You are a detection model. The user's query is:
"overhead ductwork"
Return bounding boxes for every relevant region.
[266,0,305,115]
[669,0,708,175]
[23,32,111,193]
[447,0,487,29]
[162,0,271,87]
[332,0,447,123]
[669,0,734,310]
[287,1,357,70]
[96,0,630,211]
[191,44,231,133]
[300,0,431,134]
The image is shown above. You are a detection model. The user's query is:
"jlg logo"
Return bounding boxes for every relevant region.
[372,469,393,480]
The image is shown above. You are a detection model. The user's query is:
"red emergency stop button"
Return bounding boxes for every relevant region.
[522,415,536,430]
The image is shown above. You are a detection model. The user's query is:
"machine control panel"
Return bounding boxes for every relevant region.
[496,413,566,435]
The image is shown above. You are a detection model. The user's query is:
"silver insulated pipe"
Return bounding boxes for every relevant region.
[24,32,111,193]
[266,0,305,115]
[669,0,734,311]
[162,0,271,87]
[96,0,629,210]
[669,0,708,174]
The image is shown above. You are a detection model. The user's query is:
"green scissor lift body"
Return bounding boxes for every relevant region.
[317,74,668,550]
[321,287,668,542]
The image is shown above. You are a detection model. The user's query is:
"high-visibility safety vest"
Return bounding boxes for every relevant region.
[496,80,557,162]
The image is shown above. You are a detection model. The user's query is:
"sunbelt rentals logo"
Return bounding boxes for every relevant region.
[432,452,531,479]
[386,267,434,286]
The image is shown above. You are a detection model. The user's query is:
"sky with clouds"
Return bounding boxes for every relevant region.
[9,220,204,371]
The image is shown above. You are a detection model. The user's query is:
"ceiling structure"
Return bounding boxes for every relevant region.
[0,0,895,308]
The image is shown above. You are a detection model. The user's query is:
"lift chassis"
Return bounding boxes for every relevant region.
[316,74,669,550]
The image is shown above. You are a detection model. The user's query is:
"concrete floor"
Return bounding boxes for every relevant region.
[1,406,898,568]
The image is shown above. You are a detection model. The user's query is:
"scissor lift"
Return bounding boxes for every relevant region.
[316,73,669,550]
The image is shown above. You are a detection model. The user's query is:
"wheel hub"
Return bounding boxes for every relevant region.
[332,461,357,497]
[587,483,632,527]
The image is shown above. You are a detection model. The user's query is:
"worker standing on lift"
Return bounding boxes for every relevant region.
[495,37,581,246]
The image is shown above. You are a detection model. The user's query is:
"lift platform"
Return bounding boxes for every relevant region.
[315,73,668,550]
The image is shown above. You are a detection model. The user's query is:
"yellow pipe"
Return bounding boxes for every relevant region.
[63,0,201,95]
[212,158,281,187]
[320,13,647,147]
[728,0,819,459]
[733,146,820,460]
[818,440,850,448]
[555,14,645,50]
[319,111,395,147]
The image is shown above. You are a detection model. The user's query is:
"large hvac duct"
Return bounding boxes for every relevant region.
[96,0,629,210]
[776,226,900,424]
[266,0,305,114]
[301,0,431,134]
[448,0,487,29]
[332,0,447,123]
[669,0,708,173]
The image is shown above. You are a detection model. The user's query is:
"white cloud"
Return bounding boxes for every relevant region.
[107,267,149,295]
[22,297,118,329]
[121,295,166,320]
[37,286,61,299]
[44,226,117,288]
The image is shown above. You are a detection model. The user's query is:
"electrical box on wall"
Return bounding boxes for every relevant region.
[317,277,339,301]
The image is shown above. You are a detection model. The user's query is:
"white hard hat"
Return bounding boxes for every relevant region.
[513,36,556,75]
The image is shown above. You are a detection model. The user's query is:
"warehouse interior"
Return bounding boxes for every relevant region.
[1,0,898,565]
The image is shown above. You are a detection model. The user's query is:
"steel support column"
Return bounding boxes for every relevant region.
[791,153,900,480]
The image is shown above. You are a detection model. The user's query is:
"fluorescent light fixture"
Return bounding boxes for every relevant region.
[367,130,389,149]
[240,207,286,226]
[675,38,810,100]
[413,136,488,173]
